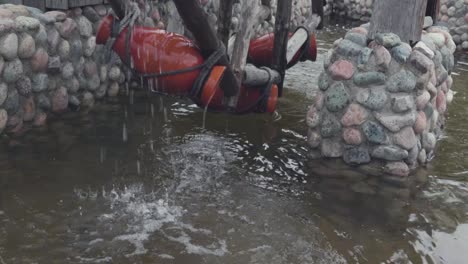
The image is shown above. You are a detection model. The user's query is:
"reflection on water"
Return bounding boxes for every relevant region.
[1,23,468,263]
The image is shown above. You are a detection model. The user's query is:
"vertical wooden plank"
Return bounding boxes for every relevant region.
[23,0,46,11]
[312,0,324,29]
[217,0,235,48]
[45,0,69,10]
[426,0,440,21]
[369,0,428,43]
[272,0,293,96]
[68,0,103,8]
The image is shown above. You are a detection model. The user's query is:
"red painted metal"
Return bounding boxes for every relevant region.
[248,30,317,68]
[96,15,278,114]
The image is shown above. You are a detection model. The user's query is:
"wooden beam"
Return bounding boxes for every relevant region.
[311,0,324,29]
[426,0,440,22]
[272,0,293,97]
[173,0,240,97]
[218,0,235,48]
[369,0,428,44]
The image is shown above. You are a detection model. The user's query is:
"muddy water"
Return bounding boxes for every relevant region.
[1,24,468,264]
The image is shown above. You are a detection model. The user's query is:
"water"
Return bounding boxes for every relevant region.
[1,24,468,264]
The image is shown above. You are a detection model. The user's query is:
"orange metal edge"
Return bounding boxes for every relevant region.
[200,66,227,107]
[266,84,279,113]
[306,34,317,61]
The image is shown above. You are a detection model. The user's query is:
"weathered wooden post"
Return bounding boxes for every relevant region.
[272,0,293,97]
[426,0,440,22]
[311,0,324,29]
[218,0,235,48]
[369,0,428,44]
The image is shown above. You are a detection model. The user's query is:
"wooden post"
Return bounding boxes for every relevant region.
[172,0,239,97]
[218,0,235,48]
[311,0,324,29]
[426,0,440,22]
[272,0,293,97]
[369,0,428,44]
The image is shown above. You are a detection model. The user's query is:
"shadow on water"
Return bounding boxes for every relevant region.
[0,22,468,263]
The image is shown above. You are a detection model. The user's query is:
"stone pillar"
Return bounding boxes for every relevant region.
[307,21,456,177]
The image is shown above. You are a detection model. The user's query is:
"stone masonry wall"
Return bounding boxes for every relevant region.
[324,0,468,51]
[306,23,456,177]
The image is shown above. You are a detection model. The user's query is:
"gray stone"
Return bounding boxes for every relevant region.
[83,6,100,23]
[335,39,363,57]
[436,68,448,86]
[362,121,387,144]
[371,146,409,161]
[4,88,19,114]
[422,132,437,151]
[81,92,94,108]
[31,74,49,92]
[108,66,121,81]
[33,13,55,25]
[83,37,96,57]
[69,39,82,60]
[391,43,412,63]
[68,95,80,108]
[394,127,417,150]
[392,95,414,113]
[0,19,15,35]
[3,59,22,83]
[345,32,367,46]
[16,75,31,96]
[321,139,344,158]
[76,16,92,37]
[409,50,434,74]
[357,47,373,65]
[424,103,434,119]
[418,149,427,164]
[87,75,100,91]
[47,28,60,55]
[424,16,433,29]
[36,93,51,110]
[307,130,321,148]
[14,16,40,32]
[18,33,35,59]
[353,72,386,86]
[0,33,18,60]
[68,78,80,93]
[318,72,330,91]
[386,70,416,92]
[58,39,70,59]
[321,112,342,138]
[375,33,401,48]
[356,87,388,110]
[47,56,61,73]
[0,83,7,106]
[44,11,66,22]
[35,25,47,47]
[95,84,107,99]
[375,112,417,132]
[344,147,371,165]
[325,82,350,112]
[61,62,74,79]
[0,109,7,133]
[384,162,410,177]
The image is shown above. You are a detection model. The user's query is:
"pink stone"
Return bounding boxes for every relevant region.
[52,86,69,113]
[416,90,430,110]
[436,91,447,113]
[394,127,417,150]
[0,9,13,19]
[22,96,35,122]
[414,111,427,134]
[441,15,449,22]
[156,21,165,29]
[314,91,324,109]
[33,112,47,127]
[31,48,49,72]
[151,9,160,21]
[306,107,321,128]
[350,27,368,35]
[84,61,98,77]
[343,128,362,145]
[465,13,468,23]
[329,60,355,80]
[373,45,391,68]
[385,162,410,177]
[341,104,368,126]
[58,18,77,39]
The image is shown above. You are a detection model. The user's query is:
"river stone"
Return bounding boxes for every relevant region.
[108,81,120,97]
[87,75,100,91]
[45,11,66,22]
[427,32,445,48]
[31,74,49,92]
[375,112,417,132]
[0,83,7,105]
[4,88,19,114]
[81,91,94,108]
[357,47,373,65]
[329,60,354,80]
[17,33,35,59]
[386,70,416,92]
[353,72,386,86]
[68,77,80,93]
[394,127,417,150]
[392,95,414,113]
[447,90,454,104]
[321,112,341,138]
[57,18,77,39]
[307,130,321,148]
[95,83,107,99]
[76,16,92,37]
[83,6,100,23]
[356,87,388,110]
[22,96,35,122]
[306,107,321,128]
[362,121,387,144]
[321,139,344,158]
[436,91,447,113]
[409,50,434,74]
[99,65,108,82]
[68,95,80,109]
[108,66,121,81]
[52,86,68,113]
[416,91,430,110]
[84,60,97,77]
[47,28,60,55]
[35,24,47,47]
[384,162,410,177]
[325,82,350,112]
[33,13,55,25]
[436,68,448,86]
[343,128,363,145]
[372,146,408,160]
[373,45,391,68]
[61,62,74,79]
[345,32,367,46]
[418,149,427,164]
[36,93,51,110]
[336,39,363,57]
[424,103,434,120]
[14,16,39,32]
[344,147,370,165]
[341,103,368,127]
[3,59,22,83]
[414,41,435,59]
[83,36,96,57]
[391,43,412,63]
[0,9,13,19]
[47,56,61,73]
[318,72,330,91]
[16,75,31,96]
[0,109,7,133]
[58,39,70,59]
[0,33,18,60]
[375,32,401,48]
